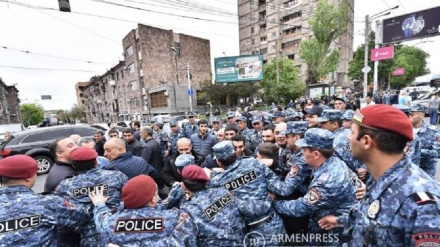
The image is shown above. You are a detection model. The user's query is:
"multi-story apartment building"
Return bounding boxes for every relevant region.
[78,24,212,123]
[238,0,354,86]
[0,78,21,124]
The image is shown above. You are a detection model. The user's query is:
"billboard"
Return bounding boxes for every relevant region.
[370,46,394,61]
[214,54,263,83]
[383,6,440,43]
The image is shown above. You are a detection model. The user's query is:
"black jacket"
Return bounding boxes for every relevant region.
[161,150,205,187]
[141,138,164,172]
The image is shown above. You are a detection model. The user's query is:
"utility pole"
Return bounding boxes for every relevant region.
[275,0,281,104]
[171,47,179,114]
[363,15,369,98]
[187,63,193,112]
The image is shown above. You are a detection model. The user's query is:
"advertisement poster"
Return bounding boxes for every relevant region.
[214,55,263,83]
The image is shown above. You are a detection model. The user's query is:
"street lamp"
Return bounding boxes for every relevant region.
[171,47,179,114]
[363,5,399,98]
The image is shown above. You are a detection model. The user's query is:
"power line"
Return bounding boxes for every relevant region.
[91,0,238,24]
[0,0,236,37]
[1,46,113,65]
[0,65,101,73]
[396,0,407,13]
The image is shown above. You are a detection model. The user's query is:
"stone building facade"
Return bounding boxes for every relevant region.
[238,0,354,86]
[0,78,21,124]
[77,24,212,123]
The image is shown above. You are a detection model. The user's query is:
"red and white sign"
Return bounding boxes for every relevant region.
[392,68,405,76]
[371,46,394,61]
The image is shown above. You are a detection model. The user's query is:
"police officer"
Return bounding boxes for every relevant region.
[209,116,222,137]
[408,103,440,178]
[181,112,199,138]
[180,165,272,247]
[317,109,367,180]
[320,104,440,246]
[89,175,197,246]
[274,128,357,246]
[168,119,181,157]
[153,121,169,159]
[342,110,355,129]
[0,155,88,246]
[209,141,303,246]
[56,147,128,246]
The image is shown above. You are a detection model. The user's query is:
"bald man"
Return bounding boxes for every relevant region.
[103,138,161,186]
[161,138,205,196]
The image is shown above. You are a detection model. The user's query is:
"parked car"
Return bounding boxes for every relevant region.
[0,125,100,175]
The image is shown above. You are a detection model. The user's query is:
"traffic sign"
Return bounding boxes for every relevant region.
[361,66,371,73]
[187,89,193,95]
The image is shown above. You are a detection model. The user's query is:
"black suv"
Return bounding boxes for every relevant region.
[0,125,99,175]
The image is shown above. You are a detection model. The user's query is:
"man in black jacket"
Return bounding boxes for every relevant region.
[160,138,204,197]
[122,128,143,157]
[140,126,163,172]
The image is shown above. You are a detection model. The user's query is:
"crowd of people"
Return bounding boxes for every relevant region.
[0,95,439,246]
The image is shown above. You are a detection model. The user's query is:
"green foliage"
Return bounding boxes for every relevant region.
[390,46,430,88]
[348,32,430,89]
[260,57,305,103]
[300,0,348,84]
[70,104,86,123]
[199,80,260,107]
[21,103,44,127]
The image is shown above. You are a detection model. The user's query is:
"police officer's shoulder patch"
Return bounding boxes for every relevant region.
[287,165,299,178]
[411,192,437,205]
[306,188,322,204]
[412,232,440,246]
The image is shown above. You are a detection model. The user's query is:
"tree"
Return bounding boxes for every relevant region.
[299,0,348,84]
[21,103,44,127]
[348,31,429,89]
[260,57,305,103]
[70,104,86,123]
[389,46,430,88]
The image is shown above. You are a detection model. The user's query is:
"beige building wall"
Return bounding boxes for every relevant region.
[238,0,354,86]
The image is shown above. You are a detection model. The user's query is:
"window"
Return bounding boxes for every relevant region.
[251,27,254,34]
[270,18,275,24]
[121,70,124,79]
[130,81,138,91]
[281,39,301,49]
[251,38,255,45]
[132,99,140,107]
[21,132,45,144]
[125,45,133,57]
[260,36,267,42]
[283,26,301,35]
[73,127,97,137]
[127,63,135,74]
[288,54,295,60]
[151,91,168,108]
[260,24,266,31]
[116,72,119,81]
[46,129,72,141]
[271,32,276,38]
[284,0,300,8]
[260,48,267,54]
[259,11,266,21]
[282,11,302,22]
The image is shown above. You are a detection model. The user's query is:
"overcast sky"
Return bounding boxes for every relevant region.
[0,0,439,110]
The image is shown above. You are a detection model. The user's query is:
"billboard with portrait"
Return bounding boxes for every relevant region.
[383,6,440,43]
[214,54,263,83]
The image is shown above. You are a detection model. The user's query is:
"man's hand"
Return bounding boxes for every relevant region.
[318,215,339,230]
[89,186,109,206]
[172,181,180,188]
[355,180,366,201]
[357,168,367,180]
[267,192,277,201]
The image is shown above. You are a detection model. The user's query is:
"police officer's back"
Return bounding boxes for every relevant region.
[180,165,272,247]
[56,147,128,246]
[0,155,88,246]
[89,175,197,246]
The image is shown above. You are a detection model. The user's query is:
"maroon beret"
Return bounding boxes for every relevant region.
[0,155,38,179]
[122,175,156,209]
[182,165,209,181]
[353,104,413,141]
[69,147,98,161]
